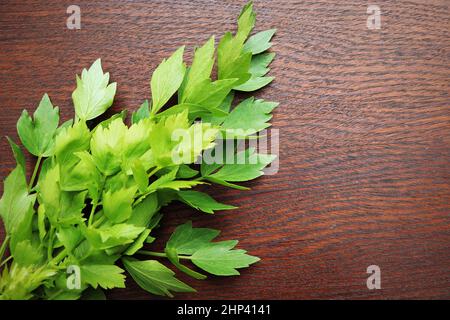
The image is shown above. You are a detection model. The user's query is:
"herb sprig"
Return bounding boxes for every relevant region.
[0,1,277,300]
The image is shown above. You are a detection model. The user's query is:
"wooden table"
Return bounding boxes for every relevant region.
[0,0,449,299]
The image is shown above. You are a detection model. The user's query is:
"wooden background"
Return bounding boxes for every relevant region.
[0,0,449,299]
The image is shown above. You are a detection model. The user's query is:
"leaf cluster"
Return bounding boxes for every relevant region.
[0,1,277,300]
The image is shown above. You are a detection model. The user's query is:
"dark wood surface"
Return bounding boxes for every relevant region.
[1,0,449,299]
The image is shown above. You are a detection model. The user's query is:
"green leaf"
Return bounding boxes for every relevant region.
[179,37,215,103]
[235,53,275,92]
[155,103,228,120]
[131,161,149,193]
[37,164,60,222]
[0,264,56,300]
[202,176,250,190]
[80,264,126,289]
[177,190,237,214]
[56,121,94,193]
[0,167,36,234]
[59,190,87,225]
[92,110,127,134]
[131,100,150,124]
[121,119,153,173]
[12,240,44,266]
[248,52,275,77]
[234,76,274,92]
[191,241,260,276]
[165,221,259,276]
[173,122,218,165]
[72,59,117,121]
[150,46,186,115]
[122,258,195,297]
[221,98,278,136]
[206,148,275,182]
[148,110,217,167]
[166,221,219,255]
[60,151,102,203]
[202,92,235,125]
[37,164,86,225]
[56,119,74,135]
[127,193,159,228]
[182,78,238,111]
[148,168,177,189]
[103,186,137,223]
[124,229,151,256]
[176,164,198,179]
[56,226,83,252]
[237,2,256,43]
[154,180,204,191]
[243,29,276,54]
[83,224,145,250]
[90,118,127,175]
[55,120,91,168]
[17,93,59,157]
[218,48,252,86]
[165,247,206,280]
[6,137,26,174]
[217,2,255,84]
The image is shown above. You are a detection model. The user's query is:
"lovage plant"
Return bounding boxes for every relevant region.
[0,2,278,299]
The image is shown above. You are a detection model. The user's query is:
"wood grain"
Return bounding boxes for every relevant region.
[0,0,449,299]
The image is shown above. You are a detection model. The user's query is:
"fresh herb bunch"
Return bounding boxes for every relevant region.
[0,1,277,300]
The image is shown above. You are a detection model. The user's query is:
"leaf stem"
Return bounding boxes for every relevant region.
[148,166,160,178]
[137,250,192,260]
[47,227,55,260]
[0,235,11,266]
[88,202,98,227]
[50,248,67,265]
[29,155,42,190]
[47,289,64,300]
[0,255,12,269]
[92,214,106,228]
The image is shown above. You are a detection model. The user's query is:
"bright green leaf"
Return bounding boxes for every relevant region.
[221,98,278,136]
[83,224,145,250]
[191,241,260,276]
[17,94,59,157]
[123,258,195,297]
[103,186,137,223]
[243,29,276,54]
[80,264,126,289]
[0,167,36,234]
[177,190,237,214]
[131,100,150,124]
[150,47,186,115]
[6,137,26,174]
[72,59,117,121]
[166,221,219,255]
[179,37,215,103]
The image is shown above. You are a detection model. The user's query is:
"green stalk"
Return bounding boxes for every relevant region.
[88,202,98,227]
[0,235,10,266]
[0,256,12,269]
[50,249,67,265]
[137,250,192,260]
[29,155,42,191]
[88,176,106,226]
[148,166,160,178]
[47,227,55,260]
[92,214,106,228]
